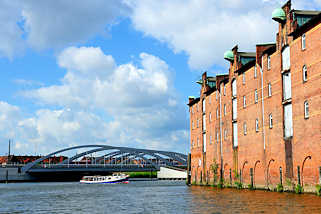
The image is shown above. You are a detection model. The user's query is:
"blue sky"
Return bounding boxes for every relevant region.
[0,0,320,156]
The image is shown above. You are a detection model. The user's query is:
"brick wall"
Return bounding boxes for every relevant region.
[188,1,321,189]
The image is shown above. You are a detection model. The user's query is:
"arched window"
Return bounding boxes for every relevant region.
[303,65,307,82]
[304,101,309,119]
[254,89,258,103]
[302,34,306,50]
[255,119,259,132]
[269,114,273,129]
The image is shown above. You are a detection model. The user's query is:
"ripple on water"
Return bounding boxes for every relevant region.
[0,181,321,214]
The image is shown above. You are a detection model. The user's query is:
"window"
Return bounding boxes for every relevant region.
[192,141,194,148]
[233,122,238,147]
[202,114,206,132]
[202,99,206,113]
[224,104,226,116]
[209,112,212,122]
[284,104,293,138]
[197,119,199,128]
[269,114,273,129]
[243,122,247,135]
[267,55,271,70]
[268,83,272,97]
[243,96,246,108]
[254,66,257,78]
[216,108,219,118]
[302,34,306,50]
[210,135,212,144]
[255,119,259,132]
[232,79,237,97]
[303,65,307,82]
[283,72,292,101]
[216,131,219,142]
[254,89,258,103]
[209,96,211,104]
[282,46,290,71]
[242,73,245,85]
[232,98,237,120]
[224,129,227,140]
[203,133,206,152]
[224,85,226,96]
[216,91,218,100]
[197,138,199,147]
[192,106,194,114]
[192,121,194,129]
[304,101,309,119]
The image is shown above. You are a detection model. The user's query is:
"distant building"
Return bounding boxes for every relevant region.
[0,155,67,165]
[188,0,321,190]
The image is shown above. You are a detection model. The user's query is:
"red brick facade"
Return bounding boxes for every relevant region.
[188,0,321,191]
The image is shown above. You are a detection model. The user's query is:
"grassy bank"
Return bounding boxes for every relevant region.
[126,171,157,178]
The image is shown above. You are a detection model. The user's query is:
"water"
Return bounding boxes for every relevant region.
[0,181,320,214]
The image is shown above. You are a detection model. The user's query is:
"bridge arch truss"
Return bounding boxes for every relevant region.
[22,145,187,173]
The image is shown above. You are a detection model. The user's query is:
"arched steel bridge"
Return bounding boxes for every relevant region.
[22,145,187,173]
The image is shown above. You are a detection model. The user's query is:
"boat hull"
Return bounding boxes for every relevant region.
[80,174,129,184]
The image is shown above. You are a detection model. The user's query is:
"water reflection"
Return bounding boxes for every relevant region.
[188,185,321,214]
[0,181,320,214]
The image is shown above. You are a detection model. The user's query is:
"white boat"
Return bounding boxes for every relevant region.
[80,173,129,184]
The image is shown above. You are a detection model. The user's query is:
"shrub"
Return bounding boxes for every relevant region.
[295,184,303,194]
[276,183,283,192]
[316,184,321,196]
[235,181,243,189]
[210,159,219,185]
[248,183,254,190]
[217,181,224,189]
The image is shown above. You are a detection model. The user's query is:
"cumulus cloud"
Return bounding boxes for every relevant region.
[4,47,188,154]
[127,0,321,70]
[0,0,129,58]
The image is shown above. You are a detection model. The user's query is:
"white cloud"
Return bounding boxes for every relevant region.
[0,0,129,58]
[0,1,25,58]
[3,46,188,154]
[127,0,321,70]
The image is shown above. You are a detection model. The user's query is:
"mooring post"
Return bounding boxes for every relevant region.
[239,169,242,184]
[229,169,232,185]
[279,167,283,186]
[250,168,254,187]
[297,166,301,186]
[319,166,321,185]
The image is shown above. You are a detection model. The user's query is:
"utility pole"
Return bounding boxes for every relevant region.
[8,139,11,164]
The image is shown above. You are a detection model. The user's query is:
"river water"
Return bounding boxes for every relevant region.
[0,181,320,214]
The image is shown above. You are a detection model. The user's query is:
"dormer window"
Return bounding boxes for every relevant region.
[302,34,306,50]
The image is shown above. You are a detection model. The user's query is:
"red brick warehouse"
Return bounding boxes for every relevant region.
[188,0,321,192]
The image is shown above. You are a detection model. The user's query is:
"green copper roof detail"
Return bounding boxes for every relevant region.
[272,8,286,22]
[224,50,234,61]
[196,80,203,85]
[189,96,195,99]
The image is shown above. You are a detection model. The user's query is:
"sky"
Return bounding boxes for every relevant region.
[0,0,320,156]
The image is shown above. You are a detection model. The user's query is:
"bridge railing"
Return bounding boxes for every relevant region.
[30,164,159,169]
